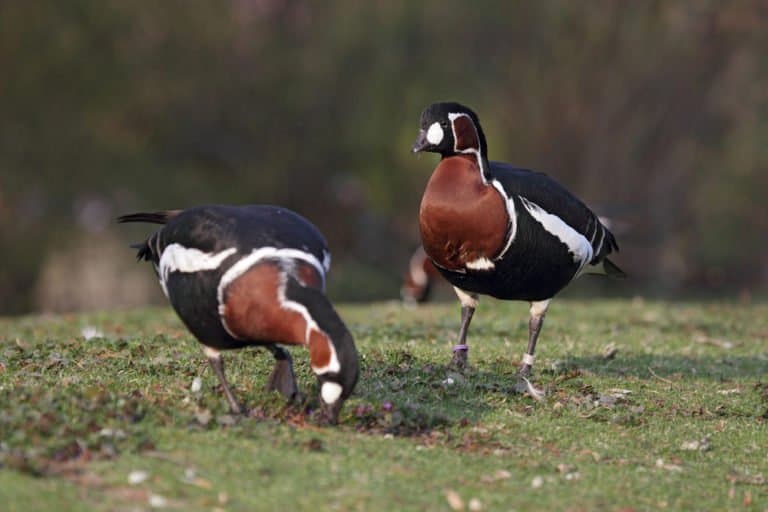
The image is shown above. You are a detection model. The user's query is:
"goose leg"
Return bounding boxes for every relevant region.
[519,299,550,377]
[264,345,300,401]
[204,346,242,414]
[514,300,550,398]
[451,287,479,369]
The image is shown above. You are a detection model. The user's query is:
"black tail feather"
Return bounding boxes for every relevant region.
[118,211,178,263]
[603,258,627,278]
[129,242,154,262]
[117,210,181,225]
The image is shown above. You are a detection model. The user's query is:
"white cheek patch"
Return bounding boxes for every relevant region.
[321,381,343,404]
[426,122,444,145]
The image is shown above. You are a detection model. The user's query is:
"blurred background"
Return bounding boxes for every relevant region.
[2,0,767,315]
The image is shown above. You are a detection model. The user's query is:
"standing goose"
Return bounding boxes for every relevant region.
[118,205,359,423]
[412,102,624,392]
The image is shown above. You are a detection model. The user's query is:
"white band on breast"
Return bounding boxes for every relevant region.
[522,353,536,366]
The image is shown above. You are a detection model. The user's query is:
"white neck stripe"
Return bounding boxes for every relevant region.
[275,274,340,375]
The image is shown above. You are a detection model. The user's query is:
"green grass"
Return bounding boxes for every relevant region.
[1,299,767,511]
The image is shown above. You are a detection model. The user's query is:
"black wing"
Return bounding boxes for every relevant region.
[491,162,619,263]
[118,204,329,268]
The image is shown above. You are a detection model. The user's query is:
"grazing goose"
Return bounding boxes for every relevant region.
[119,204,359,423]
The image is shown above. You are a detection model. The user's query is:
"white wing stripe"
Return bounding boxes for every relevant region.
[520,197,593,269]
[588,218,597,245]
[593,227,606,257]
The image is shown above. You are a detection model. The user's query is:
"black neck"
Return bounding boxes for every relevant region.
[474,122,491,180]
[475,122,489,161]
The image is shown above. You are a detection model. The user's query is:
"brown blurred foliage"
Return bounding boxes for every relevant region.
[1,1,767,313]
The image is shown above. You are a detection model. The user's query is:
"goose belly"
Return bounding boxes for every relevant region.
[437,219,583,301]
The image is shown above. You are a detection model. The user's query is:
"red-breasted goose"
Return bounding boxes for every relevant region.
[118,205,359,423]
[413,102,625,394]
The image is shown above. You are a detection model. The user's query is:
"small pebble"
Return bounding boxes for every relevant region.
[128,470,149,485]
[444,489,464,510]
[148,493,168,508]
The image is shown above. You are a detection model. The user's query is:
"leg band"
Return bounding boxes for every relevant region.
[453,344,469,353]
[522,353,536,366]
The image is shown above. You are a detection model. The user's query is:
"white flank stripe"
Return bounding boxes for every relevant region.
[159,244,237,291]
[520,197,593,269]
[322,249,332,274]
[321,381,343,404]
[491,179,517,260]
[465,257,495,270]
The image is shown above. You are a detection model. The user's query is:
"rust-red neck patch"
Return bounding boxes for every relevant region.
[451,114,480,153]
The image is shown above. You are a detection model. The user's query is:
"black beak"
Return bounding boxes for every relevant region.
[320,400,343,425]
[412,129,430,153]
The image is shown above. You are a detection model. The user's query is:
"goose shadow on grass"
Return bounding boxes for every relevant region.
[560,352,768,382]
[341,349,768,434]
[346,350,549,435]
